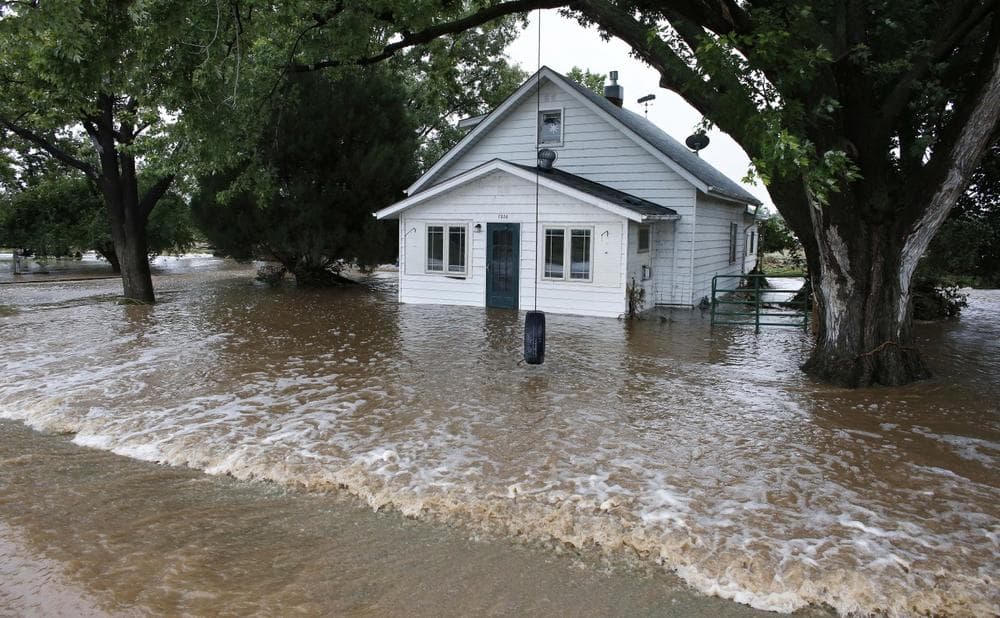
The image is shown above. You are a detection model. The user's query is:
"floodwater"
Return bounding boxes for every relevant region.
[0,260,997,616]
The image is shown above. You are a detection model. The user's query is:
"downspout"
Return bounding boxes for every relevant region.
[688,199,697,305]
[399,215,407,302]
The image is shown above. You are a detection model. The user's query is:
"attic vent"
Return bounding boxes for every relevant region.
[537,148,557,171]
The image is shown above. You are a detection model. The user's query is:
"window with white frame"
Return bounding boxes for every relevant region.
[543,227,592,281]
[637,224,651,253]
[729,222,738,263]
[538,109,563,146]
[747,230,756,255]
[426,224,467,275]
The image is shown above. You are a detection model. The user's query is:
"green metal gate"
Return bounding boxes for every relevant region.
[710,274,810,332]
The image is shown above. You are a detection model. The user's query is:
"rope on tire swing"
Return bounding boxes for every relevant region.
[523,8,546,365]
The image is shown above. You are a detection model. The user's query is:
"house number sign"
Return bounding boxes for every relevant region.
[497,213,509,220]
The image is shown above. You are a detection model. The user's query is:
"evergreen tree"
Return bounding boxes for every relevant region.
[193,69,417,286]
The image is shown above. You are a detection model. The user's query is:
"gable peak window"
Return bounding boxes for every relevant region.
[538,109,563,146]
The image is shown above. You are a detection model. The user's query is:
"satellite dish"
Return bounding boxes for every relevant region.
[685,133,710,152]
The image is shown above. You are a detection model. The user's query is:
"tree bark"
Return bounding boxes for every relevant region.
[800,194,930,387]
[95,243,121,273]
[111,209,156,302]
[84,94,173,304]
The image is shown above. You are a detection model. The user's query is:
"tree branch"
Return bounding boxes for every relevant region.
[0,117,97,180]
[573,0,762,150]
[138,174,175,221]
[289,0,570,72]
[880,0,999,131]
[915,15,1000,210]
[899,24,1000,294]
[637,0,753,38]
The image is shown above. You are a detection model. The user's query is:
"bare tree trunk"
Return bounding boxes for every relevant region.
[86,94,172,304]
[801,203,930,386]
[110,210,155,302]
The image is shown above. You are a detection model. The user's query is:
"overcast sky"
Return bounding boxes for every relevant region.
[504,10,773,208]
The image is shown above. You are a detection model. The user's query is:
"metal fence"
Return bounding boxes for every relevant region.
[710,274,810,332]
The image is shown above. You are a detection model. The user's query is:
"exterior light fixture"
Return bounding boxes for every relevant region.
[474,223,483,233]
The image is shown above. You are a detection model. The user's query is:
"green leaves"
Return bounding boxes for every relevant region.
[566,66,606,95]
[748,126,860,206]
[192,68,419,274]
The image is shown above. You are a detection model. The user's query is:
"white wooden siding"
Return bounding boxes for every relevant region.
[650,220,680,305]
[435,81,697,215]
[690,194,749,303]
[426,79,703,309]
[398,171,628,318]
[743,220,759,273]
[625,221,655,312]
[396,77,760,311]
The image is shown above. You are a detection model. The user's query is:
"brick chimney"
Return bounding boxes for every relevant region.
[604,70,624,107]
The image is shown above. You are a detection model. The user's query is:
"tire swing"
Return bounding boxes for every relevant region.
[524,11,547,366]
[524,309,545,364]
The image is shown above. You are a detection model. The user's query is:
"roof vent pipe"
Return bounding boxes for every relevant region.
[537,148,557,171]
[604,70,624,107]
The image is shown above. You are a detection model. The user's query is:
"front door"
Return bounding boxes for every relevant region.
[486,223,519,309]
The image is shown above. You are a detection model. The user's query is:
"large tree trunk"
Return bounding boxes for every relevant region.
[800,204,930,387]
[109,208,156,302]
[96,163,157,303]
[86,94,173,304]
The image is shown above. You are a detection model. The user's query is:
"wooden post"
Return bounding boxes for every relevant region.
[754,274,761,333]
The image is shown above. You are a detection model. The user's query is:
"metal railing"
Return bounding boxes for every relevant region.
[710,274,810,332]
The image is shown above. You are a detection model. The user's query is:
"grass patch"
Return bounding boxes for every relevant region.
[762,265,806,277]
[760,251,807,277]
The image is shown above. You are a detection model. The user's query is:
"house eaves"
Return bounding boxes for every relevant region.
[506,163,679,221]
[457,114,487,130]
[377,159,678,223]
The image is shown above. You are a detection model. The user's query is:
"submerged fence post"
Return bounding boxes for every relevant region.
[754,274,761,333]
[710,276,717,326]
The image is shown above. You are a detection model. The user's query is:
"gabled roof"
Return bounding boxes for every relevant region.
[557,76,762,206]
[407,66,762,207]
[506,163,678,219]
[375,159,680,223]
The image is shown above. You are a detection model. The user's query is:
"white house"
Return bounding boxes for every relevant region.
[375,67,762,318]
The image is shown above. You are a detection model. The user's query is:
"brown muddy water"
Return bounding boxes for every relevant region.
[0,260,997,616]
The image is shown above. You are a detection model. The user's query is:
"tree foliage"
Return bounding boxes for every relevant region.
[758,214,800,255]
[0,0,230,300]
[0,168,195,268]
[0,1,530,300]
[192,69,416,286]
[551,0,1000,386]
[920,139,1000,288]
[566,66,607,95]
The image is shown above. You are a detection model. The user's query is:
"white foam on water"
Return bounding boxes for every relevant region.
[1,279,998,617]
